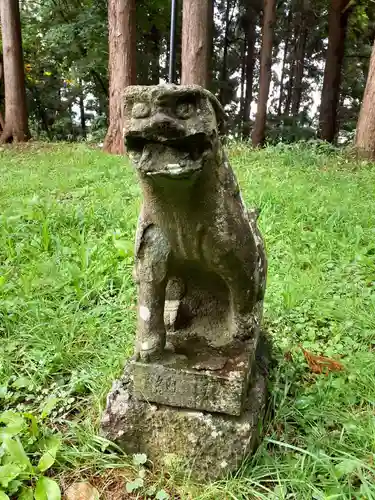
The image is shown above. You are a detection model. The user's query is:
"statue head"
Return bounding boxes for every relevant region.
[123,85,226,181]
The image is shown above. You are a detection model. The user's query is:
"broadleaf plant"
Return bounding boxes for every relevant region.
[0,411,61,498]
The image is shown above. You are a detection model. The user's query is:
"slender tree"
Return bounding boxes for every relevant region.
[277,9,292,116]
[0,0,29,143]
[355,40,375,159]
[219,0,232,104]
[181,0,212,87]
[318,0,352,142]
[284,4,299,117]
[149,25,161,85]
[103,0,136,155]
[79,80,86,138]
[290,0,309,117]
[242,1,260,136]
[240,36,246,120]
[252,0,276,147]
[0,57,4,131]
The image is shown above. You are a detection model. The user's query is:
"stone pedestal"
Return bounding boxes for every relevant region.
[101,336,269,481]
[132,338,257,416]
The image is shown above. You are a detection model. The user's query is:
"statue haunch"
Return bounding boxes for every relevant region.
[123,85,267,361]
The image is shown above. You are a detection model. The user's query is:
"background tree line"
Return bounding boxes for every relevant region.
[1,0,375,157]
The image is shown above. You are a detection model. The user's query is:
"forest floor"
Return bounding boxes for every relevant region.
[0,142,375,499]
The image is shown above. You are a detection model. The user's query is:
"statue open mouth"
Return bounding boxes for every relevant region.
[126,133,212,178]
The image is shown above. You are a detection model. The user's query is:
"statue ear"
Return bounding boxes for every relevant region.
[202,89,228,136]
[214,104,228,137]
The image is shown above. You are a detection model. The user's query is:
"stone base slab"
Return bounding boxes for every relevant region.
[100,358,268,481]
[132,339,256,416]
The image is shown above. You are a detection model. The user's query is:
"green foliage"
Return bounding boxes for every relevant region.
[0,143,375,497]
[17,0,171,141]
[0,410,61,498]
[13,0,375,143]
[125,453,171,498]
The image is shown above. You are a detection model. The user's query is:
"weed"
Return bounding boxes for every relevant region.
[0,409,61,499]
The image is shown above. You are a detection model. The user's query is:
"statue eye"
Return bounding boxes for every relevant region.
[132,102,150,119]
[175,101,195,119]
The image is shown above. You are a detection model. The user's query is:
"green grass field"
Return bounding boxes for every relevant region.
[1,142,375,499]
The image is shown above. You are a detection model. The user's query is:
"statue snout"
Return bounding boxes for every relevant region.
[146,112,185,140]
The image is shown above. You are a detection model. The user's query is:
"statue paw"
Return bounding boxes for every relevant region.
[137,334,166,362]
[232,313,259,341]
[139,348,163,363]
[233,327,252,342]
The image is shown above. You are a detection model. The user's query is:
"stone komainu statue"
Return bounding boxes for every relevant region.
[123,84,267,361]
[101,85,269,480]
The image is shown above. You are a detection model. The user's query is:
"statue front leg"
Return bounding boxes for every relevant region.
[134,225,170,361]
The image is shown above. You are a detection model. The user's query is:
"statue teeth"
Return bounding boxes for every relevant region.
[167,164,183,174]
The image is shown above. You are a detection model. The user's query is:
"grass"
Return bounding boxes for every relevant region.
[0,141,375,499]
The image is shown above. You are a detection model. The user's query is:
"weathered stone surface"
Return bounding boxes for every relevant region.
[123,84,267,362]
[132,339,256,416]
[101,351,268,481]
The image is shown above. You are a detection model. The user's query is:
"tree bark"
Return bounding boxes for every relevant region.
[252,0,276,147]
[240,34,247,126]
[103,0,136,155]
[150,25,161,85]
[290,36,307,116]
[318,0,352,142]
[277,9,292,116]
[219,0,231,104]
[242,7,258,137]
[290,3,309,117]
[181,0,212,87]
[355,40,375,159]
[0,0,29,143]
[207,0,214,90]
[284,8,299,117]
[79,81,86,138]
[284,73,294,116]
[0,58,4,130]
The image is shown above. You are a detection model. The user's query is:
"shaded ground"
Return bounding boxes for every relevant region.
[0,142,375,498]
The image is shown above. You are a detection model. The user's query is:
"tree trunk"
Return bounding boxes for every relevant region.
[68,102,74,139]
[318,0,352,142]
[277,40,288,116]
[219,0,231,104]
[150,25,161,85]
[103,0,136,155]
[284,11,299,117]
[242,10,258,137]
[79,81,86,138]
[30,86,51,139]
[252,0,276,147]
[284,74,293,116]
[0,0,29,143]
[240,34,247,127]
[355,40,375,159]
[0,58,4,130]
[181,0,212,87]
[290,3,308,117]
[290,34,307,117]
[207,0,214,90]
[277,7,292,116]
